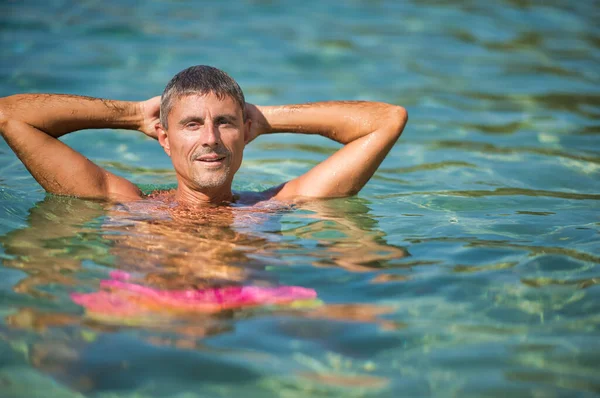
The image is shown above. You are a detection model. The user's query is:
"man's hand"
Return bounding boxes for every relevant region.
[138,96,161,139]
[244,103,269,144]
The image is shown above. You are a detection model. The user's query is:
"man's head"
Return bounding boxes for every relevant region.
[157,65,250,199]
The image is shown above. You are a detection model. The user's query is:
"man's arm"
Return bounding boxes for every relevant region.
[0,94,159,201]
[246,101,407,200]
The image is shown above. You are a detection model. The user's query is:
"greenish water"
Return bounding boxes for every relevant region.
[1,0,599,397]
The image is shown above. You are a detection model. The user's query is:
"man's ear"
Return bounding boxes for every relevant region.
[243,117,252,145]
[157,124,171,156]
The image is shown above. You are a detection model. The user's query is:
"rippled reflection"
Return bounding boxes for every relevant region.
[0,195,418,394]
[0,195,406,331]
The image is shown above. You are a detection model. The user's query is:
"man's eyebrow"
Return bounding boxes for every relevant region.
[214,114,238,123]
[178,116,204,126]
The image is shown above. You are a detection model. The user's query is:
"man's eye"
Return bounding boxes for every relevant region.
[186,122,200,129]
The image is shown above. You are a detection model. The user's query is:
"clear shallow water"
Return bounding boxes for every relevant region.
[0,0,599,396]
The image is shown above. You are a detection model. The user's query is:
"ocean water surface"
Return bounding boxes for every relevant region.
[0,0,599,397]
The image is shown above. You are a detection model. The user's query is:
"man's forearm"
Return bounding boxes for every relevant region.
[0,94,142,138]
[257,101,406,144]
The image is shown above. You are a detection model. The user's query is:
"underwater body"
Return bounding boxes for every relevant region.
[0,0,599,397]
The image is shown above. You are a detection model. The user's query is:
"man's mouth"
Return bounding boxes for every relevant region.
[195,154,227,166]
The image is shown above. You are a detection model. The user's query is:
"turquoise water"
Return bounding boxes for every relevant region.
[1,0,599,396]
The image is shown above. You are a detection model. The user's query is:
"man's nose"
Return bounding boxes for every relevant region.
[201,123,220,147]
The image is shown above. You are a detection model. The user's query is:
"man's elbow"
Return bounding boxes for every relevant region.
[0,95,18,133]
[389,105,408,138]
[0,103,10,138]
[0,98,8,130]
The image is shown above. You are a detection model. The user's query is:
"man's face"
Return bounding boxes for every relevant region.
[159,93,248,192]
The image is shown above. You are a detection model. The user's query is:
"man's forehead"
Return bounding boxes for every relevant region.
[171,92,241,115]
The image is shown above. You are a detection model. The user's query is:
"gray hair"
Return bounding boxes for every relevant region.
[160,65,246,129]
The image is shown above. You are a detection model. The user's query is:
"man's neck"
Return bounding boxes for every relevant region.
[174,184,234,206]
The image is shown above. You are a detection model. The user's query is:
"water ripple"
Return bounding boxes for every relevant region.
[377,187,600,201]
[430,140,600,164]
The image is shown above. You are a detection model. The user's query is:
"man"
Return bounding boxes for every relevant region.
[0,65,407,205]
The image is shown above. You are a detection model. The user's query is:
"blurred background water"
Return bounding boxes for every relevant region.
[0,0,599,397]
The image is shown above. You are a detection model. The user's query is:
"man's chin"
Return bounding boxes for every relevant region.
[193,174,230,190]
